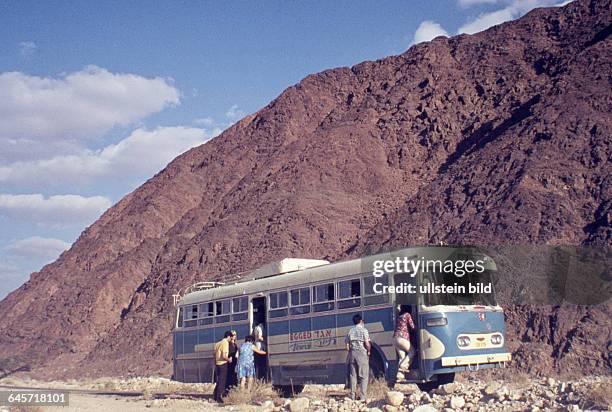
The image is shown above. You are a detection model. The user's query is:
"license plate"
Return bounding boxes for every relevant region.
[474,341,486,348]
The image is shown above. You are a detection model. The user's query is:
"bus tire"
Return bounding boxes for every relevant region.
[417,372,455,392]
[275,384,304,398]
[437,372,455,385]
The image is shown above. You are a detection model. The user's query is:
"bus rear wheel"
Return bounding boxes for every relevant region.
[275,384,304,398]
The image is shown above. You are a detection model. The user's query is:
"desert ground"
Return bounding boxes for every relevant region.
[1,373,610,412]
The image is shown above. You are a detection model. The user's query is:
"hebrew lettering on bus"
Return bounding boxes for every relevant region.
[288,328,337,351]
[290,328,334,342]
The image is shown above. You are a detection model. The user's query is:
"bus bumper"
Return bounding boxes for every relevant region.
[441,352,511,367]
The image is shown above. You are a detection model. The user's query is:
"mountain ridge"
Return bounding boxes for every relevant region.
[0,0,610,378]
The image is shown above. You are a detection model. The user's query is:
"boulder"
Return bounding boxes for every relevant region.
[483,382,501,396]
[289,397,310,412]
[450,396,465,409]
[261,400,275,412]
[403,384,421,394]
[435,383,458,395]
[413,405,437,412]
[386,391,405,407]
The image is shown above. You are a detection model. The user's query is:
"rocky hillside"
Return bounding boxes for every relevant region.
[0,0,609,378]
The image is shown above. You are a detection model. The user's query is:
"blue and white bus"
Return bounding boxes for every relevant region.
[172,247,511,392]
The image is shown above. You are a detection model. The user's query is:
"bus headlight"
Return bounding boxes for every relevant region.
[491,334,503,345]
[426,317,448,327]
[457,335,471,347]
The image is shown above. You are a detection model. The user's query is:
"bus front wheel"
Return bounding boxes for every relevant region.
[417,372,455,392]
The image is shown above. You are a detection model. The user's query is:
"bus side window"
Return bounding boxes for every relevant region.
[232,296,248,321]
[269,291,288,318]
[184,304,198,327]
[290,287,311,315]
[313,283,335,312]
[215,299,231,323]
[363,274,390,306]
[338,278,361,309]
[199,302,214,325]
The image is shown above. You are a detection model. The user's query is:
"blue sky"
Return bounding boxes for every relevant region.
[0,0,569,299]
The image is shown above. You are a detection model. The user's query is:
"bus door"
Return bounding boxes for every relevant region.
[250,296,269,380]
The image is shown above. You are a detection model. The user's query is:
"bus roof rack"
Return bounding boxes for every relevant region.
[173,258,330,306]
[173,281,226,306]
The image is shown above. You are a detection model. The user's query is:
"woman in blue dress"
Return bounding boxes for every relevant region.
[236,334,267,389]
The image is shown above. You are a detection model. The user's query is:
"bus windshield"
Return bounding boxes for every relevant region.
[422,270,497,306]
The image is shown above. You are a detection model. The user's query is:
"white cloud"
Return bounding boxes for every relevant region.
[4,236,70,260]
[194,117,215,126]
[0,66,180,141]
[413,21,450,44]
[193,117,226,137]
[0,137,82,164]
[0,194,111,226]
[19,41,37,57]
[458,0,500,7]
[0,126,211,187]
[225,104,244,121]
[458,0,564,34]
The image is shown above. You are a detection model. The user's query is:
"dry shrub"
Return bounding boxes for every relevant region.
[141,387,155,401]
[367,377,390,401]
[223,386,253,406]
[223,380,280,405]
[576,381,612,411]
[101,381,119,391]
[0,377,19,386]
[505,371,533,389]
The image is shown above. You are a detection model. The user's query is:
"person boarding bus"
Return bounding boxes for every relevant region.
[393,306,416,380]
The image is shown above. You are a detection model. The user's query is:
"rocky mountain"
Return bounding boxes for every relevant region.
[0,0,609,379]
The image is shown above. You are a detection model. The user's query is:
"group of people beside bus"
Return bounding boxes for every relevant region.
[212,327,267,402]
[213,308,415,403]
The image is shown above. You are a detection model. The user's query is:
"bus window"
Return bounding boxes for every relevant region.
[313,283,335,312]
[269,291,288,318]
[199,302,214,325]
[183,304,198,327]
[215,299,231,323]
[338,278,361,309]
[363,273,390,306]
[232,296,248,321]
[290,287,311,315]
